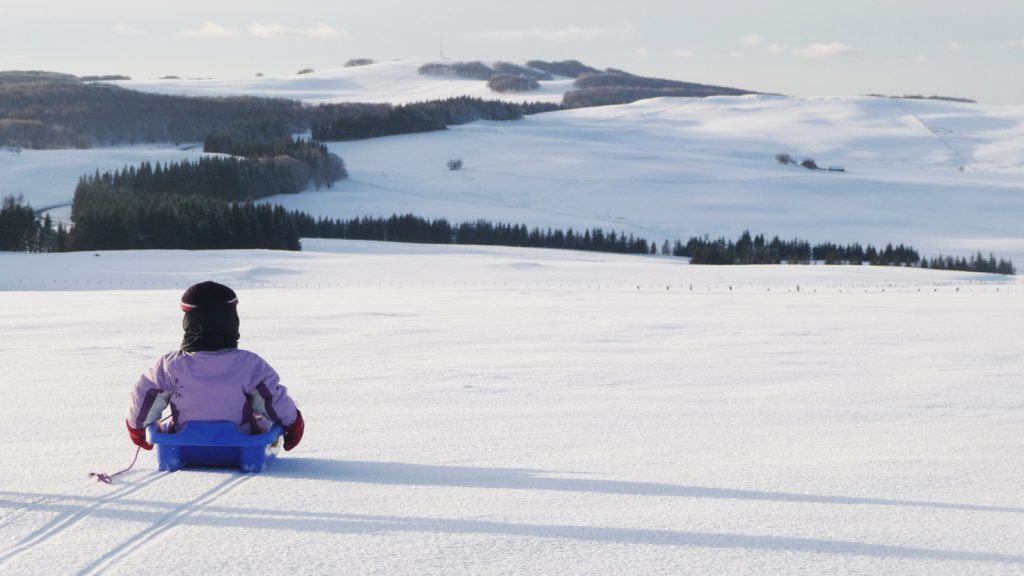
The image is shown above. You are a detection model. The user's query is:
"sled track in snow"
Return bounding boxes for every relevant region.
[76,473,253,576]
[0,471,167,568]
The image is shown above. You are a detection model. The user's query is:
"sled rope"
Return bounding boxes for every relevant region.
[89,446,142,484]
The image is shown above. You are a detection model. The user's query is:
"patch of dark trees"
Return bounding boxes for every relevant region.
[203,119,347,189]
[526,60,599,78]
[310,97,559,141]
[563,71,755,109]
[672,232,919,266]
[488,74,541,93]
[666,230,1015,274]
[344,59,375,68]
[3,195,1017,275]
[921,253,1015,275]
[75,155,338,206]
[867,94,976,104]
[0,195,67,252]
[0,74,307,148]
[295,215,655,254]
[419,61,553,92]
[418,61,497,80]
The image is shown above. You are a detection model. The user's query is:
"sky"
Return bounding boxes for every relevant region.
[2,0,1022,103]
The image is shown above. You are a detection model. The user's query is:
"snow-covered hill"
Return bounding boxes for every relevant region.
[1,241,1021,575]
[6,74,1021,262]
[3,58,1023,576]
[111,59,573,105]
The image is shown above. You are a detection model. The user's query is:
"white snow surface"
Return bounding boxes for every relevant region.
[3,91,1024,262]
[0,240,1022,575]
[111,59,573,105]
[1,64,1023,575]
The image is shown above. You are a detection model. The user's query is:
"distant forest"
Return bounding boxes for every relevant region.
[311,97,558,141]
[0,61,759,149]
[4,194,1014,275]
[0,72,307,148]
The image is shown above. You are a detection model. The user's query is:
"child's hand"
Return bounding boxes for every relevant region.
[126,420,153,450]
[283,410,304,451]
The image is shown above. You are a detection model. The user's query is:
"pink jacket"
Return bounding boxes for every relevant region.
[127,349,298,433]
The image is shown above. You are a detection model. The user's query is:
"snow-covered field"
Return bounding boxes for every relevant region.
[4,68,1024,262]
[112,59,574,105]
[0,241,1021,575]
[2,61,1023,575]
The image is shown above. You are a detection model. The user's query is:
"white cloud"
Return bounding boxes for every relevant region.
[946,41,962,51]
[740,34,766,48]
[633,47,650,57]
[8,54,26,61]
[113,25,147,36]
[794,42,851,59]
[249,23,344,40]
[179,21,242,38]
[672,49,697,60]
[739,35,784,56]
[1009,38,1024,48]
[470,26,634,43]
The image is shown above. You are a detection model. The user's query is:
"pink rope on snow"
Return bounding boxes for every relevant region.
[89,446,142,484]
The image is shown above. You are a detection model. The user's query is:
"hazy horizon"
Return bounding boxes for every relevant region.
[2,1,1022,104]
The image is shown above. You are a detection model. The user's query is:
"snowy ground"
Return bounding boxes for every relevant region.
[0,241,1022,575]
[3,90,1023,263]
[111,59,574,105]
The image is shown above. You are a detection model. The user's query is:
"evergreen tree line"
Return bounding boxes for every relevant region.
[0,195,67,251]
[921,253,1015,275]
[203,119,347,190]
[310,97,560,141]
[4,194,1018,276]
[673,231,923,267]
[291,214,655,254]
[67,190,300,251]
[0,74,308,148]
[75,155,338,207]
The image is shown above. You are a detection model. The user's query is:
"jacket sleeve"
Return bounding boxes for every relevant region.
[247,357,299,426]
[127,355,172,429]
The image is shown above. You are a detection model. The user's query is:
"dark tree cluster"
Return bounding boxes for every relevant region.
[80,75,132,82]
[418,61,497,80]
[292,213,654,254]
[75,157,317,205]
[487,74,541,93]
[311,97,559,141]
[811,241,918,265]
[453,220,654,254]
[674,231,924,267]
[867,94,976,104]
[0,74,308,148]
[344,59,375,67]
[922,253,1015,275]
[69,189,300,251]
[0,119,89,149]
[563,84,755,109]
[492,62,553,81]
[0,195,67,252]
[525,60,599,78]
[203,120,347,189]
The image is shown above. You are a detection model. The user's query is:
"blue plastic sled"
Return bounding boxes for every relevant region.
[146,421,284,473]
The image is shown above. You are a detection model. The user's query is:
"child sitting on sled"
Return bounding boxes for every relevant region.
[125,281,304,451]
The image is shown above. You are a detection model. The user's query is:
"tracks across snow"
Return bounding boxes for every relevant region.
[0,471,252,575]
[75,473,253,576]
[0,471,166,569]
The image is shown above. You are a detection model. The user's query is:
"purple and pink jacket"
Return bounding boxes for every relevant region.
[127,349,299,433]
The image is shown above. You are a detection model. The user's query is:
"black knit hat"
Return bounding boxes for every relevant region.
[180,281,238,312]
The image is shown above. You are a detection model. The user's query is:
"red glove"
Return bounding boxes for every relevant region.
[283,410,304,451]
[126,420,153,450]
